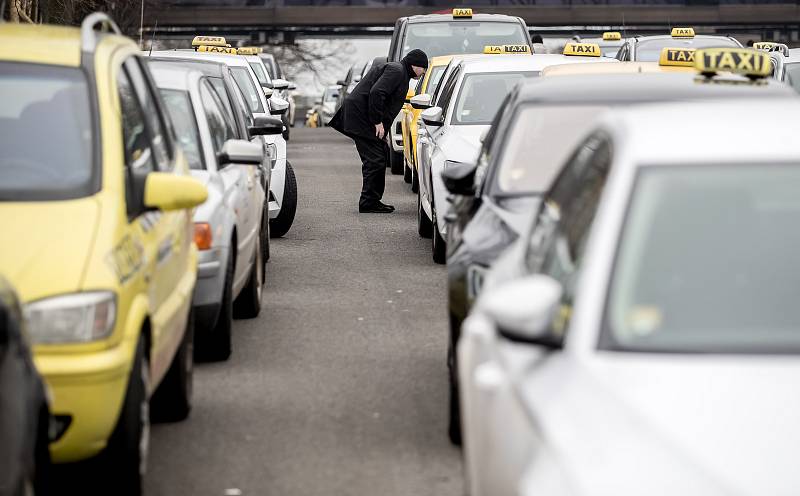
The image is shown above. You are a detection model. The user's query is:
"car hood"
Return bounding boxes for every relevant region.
[0,198,99,302]
[520,353,800,495]
[441,125,488,164]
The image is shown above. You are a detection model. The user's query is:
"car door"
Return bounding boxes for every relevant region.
[119,57,191,382]
[198,79,259,297]
[421,67,461,210]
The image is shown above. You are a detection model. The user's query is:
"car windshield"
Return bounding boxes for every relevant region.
[403,21,528,59]
[493,105,607,196]
[159,89,204,170]
[248,62,271,86]
[0,62,94,201]
[784,62,800,93]
[604,165,800,354]
[452,72,537,125]
[635,36,739,61]
[230,66,264,114]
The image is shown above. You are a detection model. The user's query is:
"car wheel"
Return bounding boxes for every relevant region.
[448,372,462,446]
[150,309,194,422]
[233,234,263,319]
[417,190,432,239]
[411,164,419,194]
[432,203,447,264]
[102,337,149,496]
[262,202,271,265]
[269,161,297,238]
[390,149,404,175]
[196,247,234,362]
[403,159,412,184]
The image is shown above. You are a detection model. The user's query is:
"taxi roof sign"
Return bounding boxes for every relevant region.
[602,32,622,41]
[671,27,695,38]
[659,47,696,67]
[695,48,772,79]
[563,43,601,57]
[753,42,790,57]
[237,46,262,55]
[197,45,238,54]
[192,35,227,47]
[483,44,531,55]
[453,8,472,18]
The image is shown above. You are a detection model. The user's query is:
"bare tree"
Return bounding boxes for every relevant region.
[271,39,356,90]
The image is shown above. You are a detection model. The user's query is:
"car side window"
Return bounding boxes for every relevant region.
[437,67,461,113]
[207,77,239,134]
[200,80,236,153]
[123,58,172,171]
[118,67,155,173]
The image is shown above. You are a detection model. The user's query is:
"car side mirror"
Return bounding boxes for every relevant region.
[272,78,290,90]
[353,75,361,83]
[248,116,284,137]
[288,82,297,90]
[217,139,264,167]
[421,106,444,127]
[441,161,477,196]
[477,274,564,348]
[144,173,208,211]
[261,84,274,98]
[336,79,347,86]
[404,88,415,103]
[270,96,289,115]
[410,93,432,110]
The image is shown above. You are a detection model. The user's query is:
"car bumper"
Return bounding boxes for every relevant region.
[34,340,136,463]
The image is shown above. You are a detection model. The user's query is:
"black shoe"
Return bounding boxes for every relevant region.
[359,203,394,213]
[376,201,395,212]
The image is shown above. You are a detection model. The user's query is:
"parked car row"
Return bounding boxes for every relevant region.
[0,15,300,495]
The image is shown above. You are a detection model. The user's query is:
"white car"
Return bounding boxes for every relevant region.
[151,46,298,238]
[149,61,282,360]
[416,52,614,263]
[459,97,800,496]
[318,84,341,126]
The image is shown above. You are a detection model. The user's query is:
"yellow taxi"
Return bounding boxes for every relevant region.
[0,13,207,492]
[400,55,452,190]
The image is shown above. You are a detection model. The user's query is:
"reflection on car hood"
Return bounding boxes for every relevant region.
[459,196,539,268]
[520,353,800,495]
[441,125,489,164]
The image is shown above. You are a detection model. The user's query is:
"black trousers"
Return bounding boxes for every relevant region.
[353,135,388,208]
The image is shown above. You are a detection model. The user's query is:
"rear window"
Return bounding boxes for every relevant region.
[0,62,95,201]
[403,21,528,59]
[230,66,264,114]
[159,89,204,170]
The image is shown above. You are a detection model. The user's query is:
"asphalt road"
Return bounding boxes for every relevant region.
[144,128,464,496]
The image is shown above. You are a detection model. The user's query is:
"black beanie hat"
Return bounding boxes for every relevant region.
[403,49,429,69]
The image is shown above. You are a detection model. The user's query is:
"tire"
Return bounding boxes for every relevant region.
[432,202,447,264]
[411,165,419,194]
[403,160,412,184]
[196,246,234,362]
[390,149,404,175]
[150,309,194,422]
[233,234,263,319]
[417,191,432,239]
[102,337,149,496]
[448,374,462,446]
[282,114,291,141]
[261,203,271,264]
[269,161,297,238]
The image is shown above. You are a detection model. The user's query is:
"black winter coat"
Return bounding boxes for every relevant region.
[330,59,412,140]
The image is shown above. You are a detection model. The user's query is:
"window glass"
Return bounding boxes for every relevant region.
[248,61,270,86]
[200,81,236,153]
[425,65,447,98]
[451,71,537,125]
[207,77,237,130]
[494,105,608,196]
[635,37,738,62]
[159,89,204,170]
[230,66,265,114]
[124,59,172,170]
[784,63,800,93]
[435,67,460,110]
[323,87,340,102]
[403,21,528,59]
[604,165,800,354]
[0,62,94,201]
[118,68,155,173]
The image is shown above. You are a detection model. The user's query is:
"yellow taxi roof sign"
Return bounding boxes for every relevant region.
[695,48,772,79]
[237,46,261,55]
[197,45,238,54]
[603,31,622,41]
[453,8,472,18]
[563,43,601,57]
[671,27,695,38]
[483,44,531,55]
[753,42,790,56]
[659,47,696,67]
[192,35,227,47]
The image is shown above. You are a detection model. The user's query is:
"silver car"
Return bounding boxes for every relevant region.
[460,98,800,495]
[149,63,282,361]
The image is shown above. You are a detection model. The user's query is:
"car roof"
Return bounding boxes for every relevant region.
[515,72,792,104]
[149,49,250,68]
[631,34,737,43]
[543,61,692,77]
[404,13,521,24]
[430,55,454,67]
[148,56,226,77]
[0,22,132,67]
[149,64,203,92]
[459,54,614,73]
[605,98,800,166]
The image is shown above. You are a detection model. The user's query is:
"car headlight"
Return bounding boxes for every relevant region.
[265,143,278,169]
[25,292,116,344]
[466,264,488,303]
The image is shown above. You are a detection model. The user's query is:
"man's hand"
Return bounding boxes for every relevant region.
[375,123,385,139]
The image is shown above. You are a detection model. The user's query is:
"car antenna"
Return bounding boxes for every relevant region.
[148,20,158,56]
